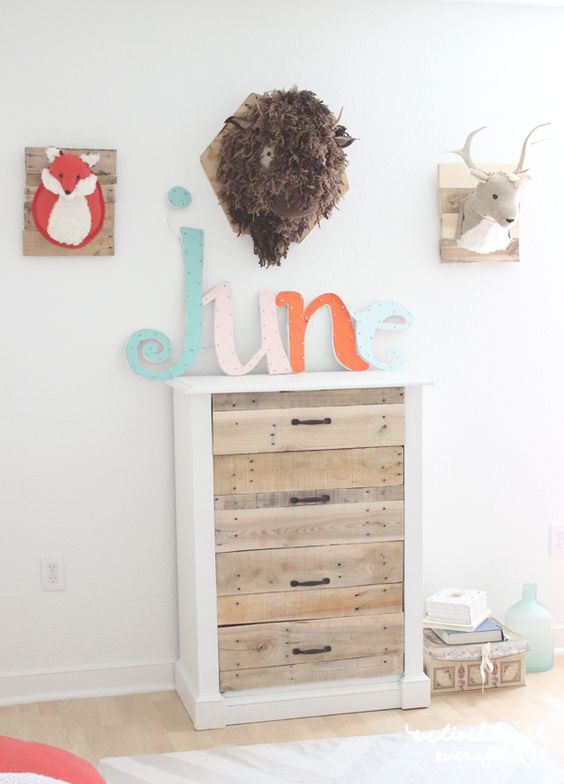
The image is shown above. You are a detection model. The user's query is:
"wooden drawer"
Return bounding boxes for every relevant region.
[220,653,404,691]
[213,447,403,495]
[217,583,403,625]
[215,484,403,511]
[213,404,404,455]
[215,498,404,552]
[218,613,404,672]
[212,387,404,411]
[216,541,403,596]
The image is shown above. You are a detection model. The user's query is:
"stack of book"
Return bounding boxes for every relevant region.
[424,588,504,645]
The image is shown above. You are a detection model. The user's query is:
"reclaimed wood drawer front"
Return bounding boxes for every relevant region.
[220,653,404,691]
[215,484,403,511]
[216,541,403,596]
[218,613,404,671]
[217,583,403,625]
[215,499,404,552]
[213,447,403,496]
[212,387,404,411]
[212,387,407,694]
[213,404,404,455]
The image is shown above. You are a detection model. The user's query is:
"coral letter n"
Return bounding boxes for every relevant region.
[276,291,369,372]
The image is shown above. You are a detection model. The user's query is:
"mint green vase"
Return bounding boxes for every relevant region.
[505,583,554,672]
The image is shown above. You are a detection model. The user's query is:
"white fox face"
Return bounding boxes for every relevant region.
[41,168,98,201]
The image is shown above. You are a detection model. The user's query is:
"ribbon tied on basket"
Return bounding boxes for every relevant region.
[480,642,495,693]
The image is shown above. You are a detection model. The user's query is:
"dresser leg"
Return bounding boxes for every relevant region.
[175,662,226,730]
[400,672,431,708]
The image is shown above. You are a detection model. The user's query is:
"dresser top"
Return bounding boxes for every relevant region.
[167,371,431,395]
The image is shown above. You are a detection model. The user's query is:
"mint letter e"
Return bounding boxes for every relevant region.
[353,300,413,371]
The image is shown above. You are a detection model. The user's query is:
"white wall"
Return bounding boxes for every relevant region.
[2,0,564,696]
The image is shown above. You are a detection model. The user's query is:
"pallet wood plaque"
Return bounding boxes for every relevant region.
[439,162,519,263]
[24,146,117,256]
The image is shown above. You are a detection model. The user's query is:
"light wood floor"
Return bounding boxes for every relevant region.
[1,659,563,767]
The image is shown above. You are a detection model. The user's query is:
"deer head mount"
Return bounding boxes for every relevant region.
[450,124,549,254]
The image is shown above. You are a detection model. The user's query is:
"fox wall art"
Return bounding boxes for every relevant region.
[24,147,117,256]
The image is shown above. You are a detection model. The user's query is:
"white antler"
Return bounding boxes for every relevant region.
[450,127,490,182]
[514,123,551,174]
[80,152,100,168]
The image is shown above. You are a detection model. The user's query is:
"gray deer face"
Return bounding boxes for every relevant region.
[471,172,523,228]
[450,125,549,252]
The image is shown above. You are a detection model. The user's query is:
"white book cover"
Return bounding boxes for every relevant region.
[425,588,488,623]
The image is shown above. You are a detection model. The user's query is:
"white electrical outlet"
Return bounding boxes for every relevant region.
[40,555,65,591]
[549,525,564,557]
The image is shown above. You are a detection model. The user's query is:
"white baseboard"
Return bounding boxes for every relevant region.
[0,661,175,706]
[3,637,563,709]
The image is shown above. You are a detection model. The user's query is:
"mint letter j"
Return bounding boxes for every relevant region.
[124,227,204,380]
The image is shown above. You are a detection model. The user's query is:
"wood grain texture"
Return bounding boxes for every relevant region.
[440,212,458,240]
[213,404,404,455]
[214,484,404,511]
[218,612,404,671]
[440,188,474,214]
[22,228,115,257]
[441,210,520,240]
[440,238,519,263]
[212,388,404,411]
[213,447,404,496]
[25,147,117,182]
[23,146,117,257]
[216,541,403,596]
[220,653,404,691]
[217,583,403,625]
[215,499,404,552]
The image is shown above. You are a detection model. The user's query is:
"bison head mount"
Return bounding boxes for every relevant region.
[201,88,355,267]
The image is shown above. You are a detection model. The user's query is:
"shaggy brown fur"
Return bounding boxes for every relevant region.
[216,88,354,267]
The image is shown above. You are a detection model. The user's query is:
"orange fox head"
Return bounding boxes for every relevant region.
[48,152,92,195]
[42,147,100,199]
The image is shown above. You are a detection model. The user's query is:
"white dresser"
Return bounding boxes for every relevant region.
[168,371,431,729]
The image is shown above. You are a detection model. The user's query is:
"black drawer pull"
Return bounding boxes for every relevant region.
[290,494,330,505]
[292,645,332,656]
[290,577,330,588]
[291,418,332,426]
